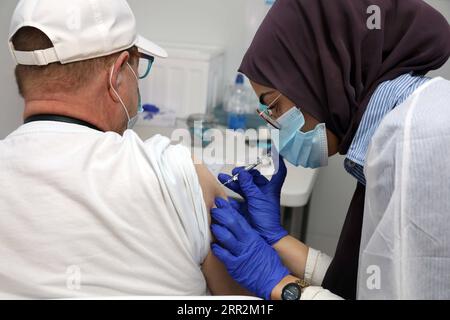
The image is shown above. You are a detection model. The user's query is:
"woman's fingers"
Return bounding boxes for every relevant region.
[237,170,262,199]
[211,224,242,256]
[270,156,287,187]
[213,198,252,243]
[211,243,236,263]
[250,170,270,186]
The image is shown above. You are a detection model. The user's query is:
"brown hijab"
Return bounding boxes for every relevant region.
[239,0,450,299]
[239,0,450,154]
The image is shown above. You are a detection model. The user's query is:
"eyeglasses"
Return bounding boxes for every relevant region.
[256,93,282,129]
[136,52,155,79]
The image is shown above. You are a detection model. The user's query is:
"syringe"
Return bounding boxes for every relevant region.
[222,157,265,186]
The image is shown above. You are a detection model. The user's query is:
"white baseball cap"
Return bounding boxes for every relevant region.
[9,0,168,66]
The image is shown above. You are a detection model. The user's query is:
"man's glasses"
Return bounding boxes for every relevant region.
[136,52,155,79]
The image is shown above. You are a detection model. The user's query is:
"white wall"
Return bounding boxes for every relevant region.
[426,0,450,78]
[128,0,253,85]
[0,0,23,139]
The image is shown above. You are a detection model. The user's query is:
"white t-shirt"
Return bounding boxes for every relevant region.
[0,122,210,299]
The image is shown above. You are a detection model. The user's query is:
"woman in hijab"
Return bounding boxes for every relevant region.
[211,0,450,300]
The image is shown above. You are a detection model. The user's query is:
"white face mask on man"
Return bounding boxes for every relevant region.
[109,62,143,130]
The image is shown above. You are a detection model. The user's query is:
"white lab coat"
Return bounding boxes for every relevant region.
[303,77,450,300]
[358,77,450,299]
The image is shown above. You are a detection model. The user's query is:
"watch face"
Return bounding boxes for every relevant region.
[282,283,301,301]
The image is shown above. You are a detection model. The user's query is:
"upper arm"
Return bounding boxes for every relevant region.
[192,160,226,225]
[193,158,252,296]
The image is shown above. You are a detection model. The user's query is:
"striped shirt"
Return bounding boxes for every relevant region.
[345,73,431,185]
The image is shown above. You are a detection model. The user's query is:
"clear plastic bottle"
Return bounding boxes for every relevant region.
[226,74,248,130]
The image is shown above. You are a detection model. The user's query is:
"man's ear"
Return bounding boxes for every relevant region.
[108,51,130,102]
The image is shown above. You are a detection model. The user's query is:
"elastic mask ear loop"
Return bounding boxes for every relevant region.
[127,62,138,81]
[126,63,143,113]
[109,65,131,122]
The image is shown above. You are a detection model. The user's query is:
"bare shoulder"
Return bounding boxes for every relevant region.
[192,156,252,296]
[192,156,227,213]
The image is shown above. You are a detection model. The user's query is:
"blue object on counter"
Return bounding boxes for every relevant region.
[143,104,160,120]
[228,113,247,130]
[143,104,160,113]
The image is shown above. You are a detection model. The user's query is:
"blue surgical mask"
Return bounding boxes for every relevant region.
[109,63,143,130]
[127,88,142,130]
[270,106,329,169]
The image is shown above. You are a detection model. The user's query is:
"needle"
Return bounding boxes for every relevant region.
[223,157,264,186]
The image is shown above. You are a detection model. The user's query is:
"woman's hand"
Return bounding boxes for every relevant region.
[218,157,288,246]
[211,198,290,300]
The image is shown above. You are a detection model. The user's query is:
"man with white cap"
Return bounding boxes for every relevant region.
[0,0,247,299]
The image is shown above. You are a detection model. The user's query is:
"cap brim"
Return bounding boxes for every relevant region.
[135,35,168,58]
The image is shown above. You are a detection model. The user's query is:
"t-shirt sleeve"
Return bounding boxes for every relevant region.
[144,135,210,265]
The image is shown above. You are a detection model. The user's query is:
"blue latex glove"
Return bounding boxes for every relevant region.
[218,156,288,245]
[211,198,290,300]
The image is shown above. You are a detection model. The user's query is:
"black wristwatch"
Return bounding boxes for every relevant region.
[281,279,310,301]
